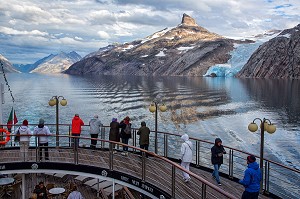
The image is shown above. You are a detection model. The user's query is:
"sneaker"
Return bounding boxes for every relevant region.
[218,183,222,186]
[113,151,117,154]
[121,152,126,156]
[184,177,191,183]
[125,152,128,156]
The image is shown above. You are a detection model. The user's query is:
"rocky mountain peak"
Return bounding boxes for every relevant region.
[181,13,197,26]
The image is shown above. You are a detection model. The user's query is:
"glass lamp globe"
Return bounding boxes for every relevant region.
[159,104,167,112]
[48,99,56,106]
[60,99,67,106]
[267,124,276,134]
[248,122,258,132]
[149,104,156,113]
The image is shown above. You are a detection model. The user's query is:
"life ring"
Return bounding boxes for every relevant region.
[0,128,10,145]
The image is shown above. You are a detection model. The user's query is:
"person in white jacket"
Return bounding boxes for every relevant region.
[180,133,193,182]
[67,185,83,199]
[18,119,32,161]
[33,118,52,161]
[89,115,103,149]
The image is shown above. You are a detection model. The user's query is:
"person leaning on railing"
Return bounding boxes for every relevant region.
[71,114,84,148]
[33,118,52,161]
[137,121,150,157]
[18,119,32,161]
[88,115,103,149]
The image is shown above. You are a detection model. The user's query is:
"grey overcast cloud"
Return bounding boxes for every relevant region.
[0,0,299,64]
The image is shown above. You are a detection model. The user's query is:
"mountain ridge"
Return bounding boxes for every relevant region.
[65,14,252,76]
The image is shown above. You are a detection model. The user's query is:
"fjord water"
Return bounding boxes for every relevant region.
[3,73,300,169]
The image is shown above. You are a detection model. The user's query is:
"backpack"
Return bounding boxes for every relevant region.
[124,124,131,134]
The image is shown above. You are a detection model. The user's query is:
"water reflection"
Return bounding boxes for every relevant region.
[1,73,300,168]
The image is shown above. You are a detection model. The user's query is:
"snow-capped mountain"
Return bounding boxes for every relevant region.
[30,51,81,73]
[65,14,254,76]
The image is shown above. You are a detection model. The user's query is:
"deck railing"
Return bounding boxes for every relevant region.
[1,124,300,198]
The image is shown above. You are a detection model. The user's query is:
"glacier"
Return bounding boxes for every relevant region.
[204,37,276,77]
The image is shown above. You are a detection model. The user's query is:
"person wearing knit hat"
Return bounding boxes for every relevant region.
[239,155,262,199]
[33,118,52,161]
[109,118,120,153]
[18,119,32,161]
[211,138,226,186]
[119,116,132,156]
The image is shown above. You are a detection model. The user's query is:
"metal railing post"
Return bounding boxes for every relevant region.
[201,183,207,199]
[164,134,168,157]
[229,149,234,178]
[68,125,71,147]
[142,152,146,181]
[101,127,105,149]
[196,140,200,166]
[171,165,175,198]
[109,143,113,171]
[35,135,38,162]
[264,161,270,194]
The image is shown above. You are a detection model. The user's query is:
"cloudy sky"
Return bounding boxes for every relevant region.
[0,0,299,64]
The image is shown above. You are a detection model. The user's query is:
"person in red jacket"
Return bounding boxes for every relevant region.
[71,114,84,148]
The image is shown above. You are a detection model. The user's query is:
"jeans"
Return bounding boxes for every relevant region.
[212,164,221,183]
[39,142,49,160]
[140,144,149,157]
[72,134,80,148]
[122,138,129,151]
[90,134,98,149]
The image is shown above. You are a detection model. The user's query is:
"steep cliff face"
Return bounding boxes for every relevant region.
[237,24,300,79]
[66,14,251,76]
[0,55,19,73]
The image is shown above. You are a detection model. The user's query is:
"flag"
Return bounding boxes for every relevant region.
[7,107,18,131]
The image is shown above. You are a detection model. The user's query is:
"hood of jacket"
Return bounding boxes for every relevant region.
[248,161,259,170]
[73,116,80,120]
[214,138,222,146]
[19,125,29,132]
[181,134,189,141]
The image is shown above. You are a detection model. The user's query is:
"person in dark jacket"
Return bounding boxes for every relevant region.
[33,181,48,199]
[119,116,132,156]
[211,138,226,186]
[239,155,261,199]
[109,118,120,153]
[137,121,150,157]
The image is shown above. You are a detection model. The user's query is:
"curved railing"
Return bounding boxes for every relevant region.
[0,134,236,199]
[1,124,300,198]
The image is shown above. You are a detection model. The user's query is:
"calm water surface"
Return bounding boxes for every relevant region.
[2,73,300,169]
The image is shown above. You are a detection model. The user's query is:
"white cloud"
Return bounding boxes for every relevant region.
[97,31,111,39]
[0,0,299,64]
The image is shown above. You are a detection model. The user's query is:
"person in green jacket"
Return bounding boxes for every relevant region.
[137,121,150,157]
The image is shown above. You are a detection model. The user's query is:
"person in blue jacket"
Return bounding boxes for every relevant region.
[239,155,262,199]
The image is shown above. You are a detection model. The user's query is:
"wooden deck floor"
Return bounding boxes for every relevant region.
[0,147,272,199]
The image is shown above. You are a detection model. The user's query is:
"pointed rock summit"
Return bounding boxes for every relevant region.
[181,13,198,26]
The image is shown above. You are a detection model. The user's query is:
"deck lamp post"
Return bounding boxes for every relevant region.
[248,118,276,192]
[49,96,67,147]
[149,101,167,154]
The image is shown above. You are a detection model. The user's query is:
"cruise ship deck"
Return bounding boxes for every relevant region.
[0,126,299,199]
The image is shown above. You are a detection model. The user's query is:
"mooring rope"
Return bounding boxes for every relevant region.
[0,60,15,103]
